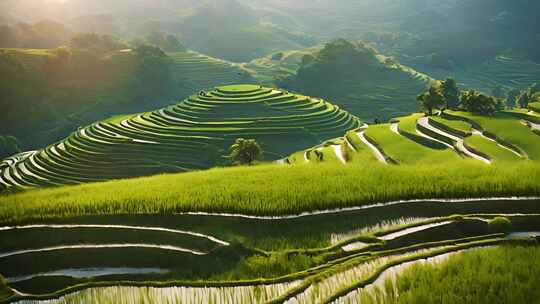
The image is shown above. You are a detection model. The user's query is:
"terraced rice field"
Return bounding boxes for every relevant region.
[289,110,539,166]
[3,199,539,303]
[168,51,254,93]
[0,85,361,192]
[418,55,540,93]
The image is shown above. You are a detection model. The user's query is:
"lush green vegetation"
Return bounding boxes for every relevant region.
[0,46,252,150]
[2,209,538,302]
[361,245,540,304]
[0,85,361,192]
[1,161,539,222]
[530,102,540,113]
[274,39,432,121]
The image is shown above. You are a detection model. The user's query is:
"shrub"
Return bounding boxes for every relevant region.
[271,52,284,61]
[488,217,512,233]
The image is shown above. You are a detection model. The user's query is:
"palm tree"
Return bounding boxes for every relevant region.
[228,138,262,166]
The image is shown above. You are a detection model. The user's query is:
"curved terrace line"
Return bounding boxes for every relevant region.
[334,250,466,303]
[356,131,387,164]
[378,221,453,241]
[471,129,522,157]
[0,224,229,246]
[418,117,491,164]
[0,244,206,259]
[171,196,540,220]
[390,122,400,135]
[332,145,347,164]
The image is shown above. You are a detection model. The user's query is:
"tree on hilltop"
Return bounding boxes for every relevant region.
[228,138,262,166]
[417,85,445,116]
[459,90,497,115]
[440,78,460,109]
[506,88,520,109]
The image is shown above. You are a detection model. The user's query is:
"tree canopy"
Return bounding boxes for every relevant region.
[440,78,460,109]
[459,90,498,115]
[417,85,445,116]
[228,138,262,166]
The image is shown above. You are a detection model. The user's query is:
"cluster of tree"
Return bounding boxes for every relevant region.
[491,83,540,109]
[418,79,540,116]
[132,32,186,52]
[0,20,69,49]
[0,135,21,159]
[418,78,498,115]
[70,32,129,52]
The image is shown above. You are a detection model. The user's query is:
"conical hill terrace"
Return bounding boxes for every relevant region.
[0,84,362,191]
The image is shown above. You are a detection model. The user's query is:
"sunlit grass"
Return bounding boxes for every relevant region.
[354,245,540,304]
[1,161,539,223]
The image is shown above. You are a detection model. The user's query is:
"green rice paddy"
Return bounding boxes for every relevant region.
[0,85,361,192]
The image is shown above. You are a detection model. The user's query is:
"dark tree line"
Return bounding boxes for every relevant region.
[418,78,539,116]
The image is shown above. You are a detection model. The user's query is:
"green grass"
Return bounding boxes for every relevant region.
[430,116,472,135]
[464,135,521,163]
[1,161,539,223]
[364,245,540,304]
[448,110,540,160]
[363,123,462,164]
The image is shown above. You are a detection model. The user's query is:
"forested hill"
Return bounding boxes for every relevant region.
[273,39,432,121]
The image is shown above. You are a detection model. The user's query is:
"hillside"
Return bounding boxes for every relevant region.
[0,84,362,192]
[288,109,540,166]
[269,39,433,122]
[412,55,540,94]
[0,47,252,151]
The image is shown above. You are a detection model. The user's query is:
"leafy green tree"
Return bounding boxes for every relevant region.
[417,86,445,116]
[228,138,262,166]
[459,90,498,115]
[517,90,532,109]
[440,78,460,109]
[506,88,520,109]
[0,135,21,158]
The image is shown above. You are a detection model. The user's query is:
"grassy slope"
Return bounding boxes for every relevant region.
[0,161,539,223]
[364,122,462,165]
[430,116,520,163]
[371,245,540,304]
[290,110,539,166]
[448,110,540,160]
